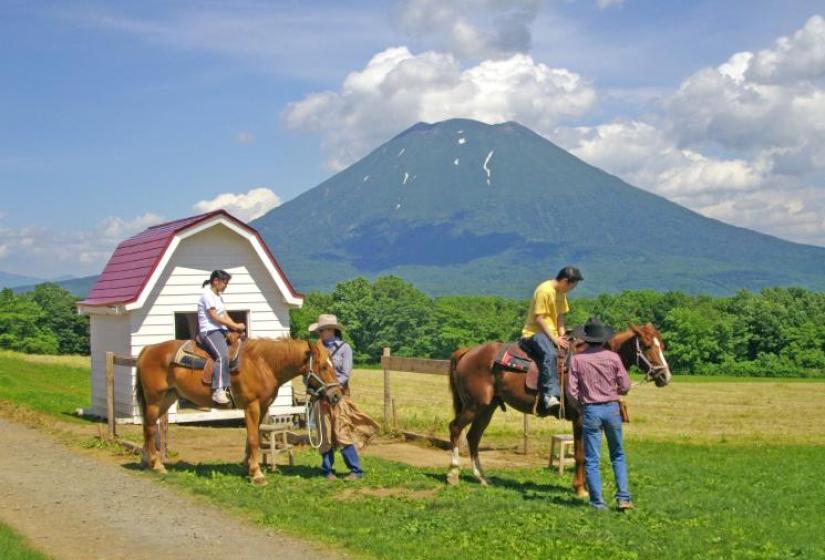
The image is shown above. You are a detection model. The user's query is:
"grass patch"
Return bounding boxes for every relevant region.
[0,351,89,421]
[0,523,52,560]
[156,442,824,560]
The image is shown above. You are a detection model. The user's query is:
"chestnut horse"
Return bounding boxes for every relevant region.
[446,323,672,497]
[135,335,343,485]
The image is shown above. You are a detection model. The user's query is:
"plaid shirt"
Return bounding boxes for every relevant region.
[567,347,630,405]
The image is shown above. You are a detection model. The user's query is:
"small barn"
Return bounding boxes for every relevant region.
[77,210,304,424]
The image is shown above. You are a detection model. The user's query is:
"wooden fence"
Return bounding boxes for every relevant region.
[380,347,531,453]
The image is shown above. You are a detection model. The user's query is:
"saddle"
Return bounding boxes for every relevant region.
[173,332,243,385]
[492,340,572,392]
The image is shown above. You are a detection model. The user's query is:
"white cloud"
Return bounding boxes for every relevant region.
[284,47,595,169]
[0,244,8,259]
[546,14,825,246]
[193,188,281,222]
[234,131,256,145]
[395,0,540,59]
[746,15,825,84]
[597,0,625,9]
[0,213,166,277]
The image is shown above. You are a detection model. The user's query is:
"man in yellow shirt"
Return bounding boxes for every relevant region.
[519,266,583,417]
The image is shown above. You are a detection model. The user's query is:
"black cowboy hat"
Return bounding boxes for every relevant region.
[574,317,614,344]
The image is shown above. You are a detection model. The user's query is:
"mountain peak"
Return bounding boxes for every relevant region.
[253,120,825,297]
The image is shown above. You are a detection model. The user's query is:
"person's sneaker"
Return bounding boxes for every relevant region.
[537,395,561,417]
[211,388,230,405]
[617,500,634,511]
[344,473,363,481]
[324,473,338,481]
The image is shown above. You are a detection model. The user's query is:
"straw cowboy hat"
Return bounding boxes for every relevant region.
[573,316,615,344]
[308,313,345,333]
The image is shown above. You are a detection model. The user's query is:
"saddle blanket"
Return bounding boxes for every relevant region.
[172,337,242,385]
[493,342,539,391]
[493,341,569,392]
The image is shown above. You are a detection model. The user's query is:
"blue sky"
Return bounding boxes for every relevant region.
[2,0,825,278]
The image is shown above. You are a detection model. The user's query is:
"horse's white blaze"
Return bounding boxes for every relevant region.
[451,447,460,468]
[654,338,670,369]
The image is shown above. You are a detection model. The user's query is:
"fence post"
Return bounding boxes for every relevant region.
[382,347,391,429]
[522,414,529,454]
[105,351,116,439]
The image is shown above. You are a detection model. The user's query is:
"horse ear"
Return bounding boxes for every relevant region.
[629,323,642,335]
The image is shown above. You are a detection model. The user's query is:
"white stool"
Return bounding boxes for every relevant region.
[548,434,575,475]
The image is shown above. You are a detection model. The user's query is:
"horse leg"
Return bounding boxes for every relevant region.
[243,400,267,486]
[447,407,475,486]
[572,416,588,498]
[466,404,496,486]
[142,390,176,474]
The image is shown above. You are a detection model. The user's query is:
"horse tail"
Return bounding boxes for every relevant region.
[134,346,149,421]
[449,348,470,418]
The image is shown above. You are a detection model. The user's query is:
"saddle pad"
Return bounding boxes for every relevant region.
[493,343,539,391]
[172,338,242,385]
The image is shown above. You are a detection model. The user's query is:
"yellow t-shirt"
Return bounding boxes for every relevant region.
[521,280,570,338]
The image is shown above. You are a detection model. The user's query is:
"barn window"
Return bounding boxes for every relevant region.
[174,311,250,339]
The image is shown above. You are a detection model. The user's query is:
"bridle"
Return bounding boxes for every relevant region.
[302,341,341,401]
[634,336,670,384]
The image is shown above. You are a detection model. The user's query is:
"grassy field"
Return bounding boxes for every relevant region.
[2,350,825,559]
[0,523,52,560]
[345,368,825,448]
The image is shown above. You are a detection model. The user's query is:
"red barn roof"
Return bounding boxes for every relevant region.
[78,210,302,307]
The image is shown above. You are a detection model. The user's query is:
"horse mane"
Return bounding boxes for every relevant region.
[244,337,311,365]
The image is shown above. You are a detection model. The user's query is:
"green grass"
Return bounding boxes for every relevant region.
[0,351,89,420]
[154,443,824,560]
[0,523,51,560]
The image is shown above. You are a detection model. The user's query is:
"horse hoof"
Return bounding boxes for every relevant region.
[576,488,589,499]
[251,475,268,486]
[476,477,490,487]
[446,471,460,486]
[153,464,167,475]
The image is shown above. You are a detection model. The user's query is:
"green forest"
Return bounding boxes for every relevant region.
[2,278,824,377]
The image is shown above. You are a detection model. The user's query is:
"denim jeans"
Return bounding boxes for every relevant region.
[519,332,560,398]
[201,330,229,390]
[583,401,631,508]
[320,444,363,476]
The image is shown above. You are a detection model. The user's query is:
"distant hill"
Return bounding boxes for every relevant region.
[13,275,97,298]
[0,271,45,289]
[252,118,825,297]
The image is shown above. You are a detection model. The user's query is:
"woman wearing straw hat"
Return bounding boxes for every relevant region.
[309,314,379,481]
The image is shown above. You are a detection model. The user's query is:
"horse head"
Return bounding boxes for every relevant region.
[627,322,672,387]
[304,340,343,405]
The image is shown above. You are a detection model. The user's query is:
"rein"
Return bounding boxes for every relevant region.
[301,340,342,450]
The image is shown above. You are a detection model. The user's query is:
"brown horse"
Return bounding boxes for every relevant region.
[135,335,343,485]
[446,323,672,496]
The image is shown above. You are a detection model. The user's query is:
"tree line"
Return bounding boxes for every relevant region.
[1,277,823,377]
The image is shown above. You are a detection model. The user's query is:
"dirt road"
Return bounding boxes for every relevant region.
[0,418,344,560]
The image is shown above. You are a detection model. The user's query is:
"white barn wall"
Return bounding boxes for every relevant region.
[89,314,131,418]
[118,224,294,423]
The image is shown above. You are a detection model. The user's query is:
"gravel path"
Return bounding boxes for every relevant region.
[0,419,344,560]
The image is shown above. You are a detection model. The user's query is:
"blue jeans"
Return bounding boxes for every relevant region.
[321,444,362,476]
[519,333,560,399]
[583,402,631,508]
[201,330,229,390]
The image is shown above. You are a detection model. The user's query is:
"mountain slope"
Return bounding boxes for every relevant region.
[253,119,825,297]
